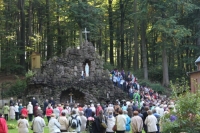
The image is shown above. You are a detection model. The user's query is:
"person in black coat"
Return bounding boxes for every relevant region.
[49,97,55,107]
[142,106,149,133]
[31,97,38,108]
[89,112,98,133]
[96,110,106,133]
[43,99,49,115]
[10,97,14,106]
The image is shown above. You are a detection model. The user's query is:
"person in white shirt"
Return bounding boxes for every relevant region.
[157,105,164,117]
[72,104,79,115]
[106,104,114,114]
[106,111,116,132]
[14,103,19,120]
[53,105,60,118]
[90,104,96,113]
[32,114,46,133]
[66,104,71,116]
[145,110,157,133]
[17,115,29,133]
[27,102,33,121]
[48,113,61,133]
[79,111,87,132]
[116,109,126,132]
[154,104,160,114]
[113,75,118,86]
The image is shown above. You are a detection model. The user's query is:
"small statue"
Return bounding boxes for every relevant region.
[85,63,89,77]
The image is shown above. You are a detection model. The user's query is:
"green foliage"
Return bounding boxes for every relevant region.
[68,1,104,40]
[25,70,35,79]
[7,123,17,129]
[170,77,190,97]
[162,81,200,133]
[1,45,25,74]
[141,65,187,83]
[2,76,27,98]
[139,79,165,93]
[103,62,115,71]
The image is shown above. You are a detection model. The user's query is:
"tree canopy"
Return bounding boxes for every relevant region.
[0,0,200,86]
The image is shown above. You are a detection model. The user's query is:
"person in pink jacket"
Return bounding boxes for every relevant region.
[0,113,8,133]
[96,104,103,116]
[46,106,53,122]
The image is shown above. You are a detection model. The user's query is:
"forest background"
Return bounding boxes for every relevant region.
[0,0,200,88]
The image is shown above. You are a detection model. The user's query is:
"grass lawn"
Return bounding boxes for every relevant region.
[7,118,49,133]
[7,117,145,133]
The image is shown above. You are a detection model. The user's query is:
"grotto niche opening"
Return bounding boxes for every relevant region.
[60,88,85,104]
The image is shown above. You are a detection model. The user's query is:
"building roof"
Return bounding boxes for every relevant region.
[187,70,200,75]
[195,56,200,64]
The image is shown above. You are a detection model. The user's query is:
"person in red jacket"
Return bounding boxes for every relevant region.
[46,106,53,122]
[21,106,28,118]
[96,103,103,116]
[0,113,8,133]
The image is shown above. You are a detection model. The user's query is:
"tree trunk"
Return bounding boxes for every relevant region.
[99,29,102,56]
[46,0,53,59]
[117,23,120,67]
[27,0,32,70]
[162,45,169,87]
[197,9,200,48]
[133,0,139,70]
[161,12,169,87]
[104,26,107,63]
[27,0,32,47]
[141,20,148,80]
[108,0,114,65]
[120,0,124,68]
[19,0,26,72]
[57,2,62,56]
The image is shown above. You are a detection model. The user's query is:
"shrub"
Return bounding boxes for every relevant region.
[161,80,200,133]
[7,124,17,129]
[103,62,115,71]
[2,76,27,98]
[25,69,35,79]
[139,79,165,93]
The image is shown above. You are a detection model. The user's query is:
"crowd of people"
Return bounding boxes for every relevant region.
[0,69,177,133]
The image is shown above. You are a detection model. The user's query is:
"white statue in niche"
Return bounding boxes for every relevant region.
[85,63,89,77]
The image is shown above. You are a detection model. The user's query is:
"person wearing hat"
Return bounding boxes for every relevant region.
[48,113,61,133]
[17,115,29,133]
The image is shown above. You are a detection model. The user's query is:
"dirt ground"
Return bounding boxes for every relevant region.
[0,74,24,84]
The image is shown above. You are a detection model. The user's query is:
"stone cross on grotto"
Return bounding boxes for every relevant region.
[82,28,90,42]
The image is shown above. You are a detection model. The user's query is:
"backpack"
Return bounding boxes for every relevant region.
[71,115,78,129]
